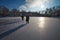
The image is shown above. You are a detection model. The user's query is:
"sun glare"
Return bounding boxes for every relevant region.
[38,17,45,29]
[40,4,46,10]
[35,0,46,10]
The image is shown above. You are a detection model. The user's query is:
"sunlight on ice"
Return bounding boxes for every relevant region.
[38,17,45,29]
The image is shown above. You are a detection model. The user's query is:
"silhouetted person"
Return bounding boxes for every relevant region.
[21,16,24,21]
[26,16,29,24]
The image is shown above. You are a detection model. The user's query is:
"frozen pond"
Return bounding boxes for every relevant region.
[0,17,60,40]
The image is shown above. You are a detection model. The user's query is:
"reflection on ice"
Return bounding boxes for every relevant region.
[38,17,45,28]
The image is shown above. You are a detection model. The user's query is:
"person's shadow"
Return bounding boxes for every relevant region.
[0,23,27,39]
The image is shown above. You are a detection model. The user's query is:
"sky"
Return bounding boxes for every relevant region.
[0,0,60,12]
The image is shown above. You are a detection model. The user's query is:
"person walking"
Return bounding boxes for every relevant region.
[21,16,24,21]
[26,16,29,24]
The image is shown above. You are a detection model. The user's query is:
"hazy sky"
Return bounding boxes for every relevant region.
[0,0,60,12]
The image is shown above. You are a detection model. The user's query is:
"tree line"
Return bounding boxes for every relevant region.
[0,5,60,17]
[45,6,60,17]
